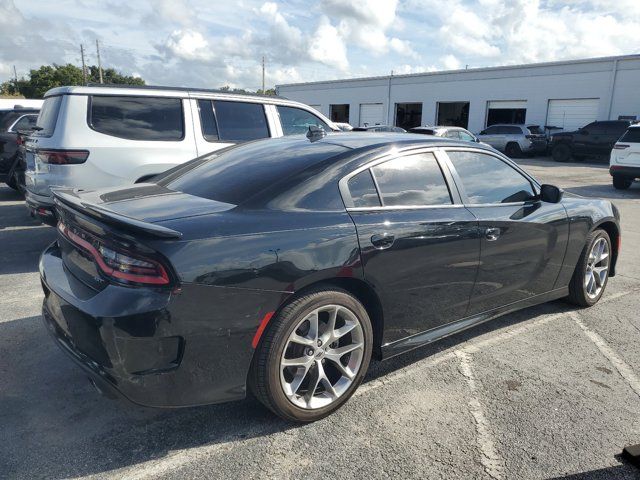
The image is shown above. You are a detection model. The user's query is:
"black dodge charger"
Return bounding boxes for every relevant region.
[40,132,620,422]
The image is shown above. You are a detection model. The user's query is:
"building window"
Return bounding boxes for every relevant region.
[437,102,469,128]
[395,103,422,130]
[330,104,350,123]
[486,101,527,126]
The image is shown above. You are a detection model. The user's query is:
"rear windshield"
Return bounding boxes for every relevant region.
[89,95,184,141]
[35,95,62,137]
[620,128,640,143]
[156,137,346,205]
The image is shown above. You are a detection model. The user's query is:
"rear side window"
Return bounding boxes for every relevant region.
[35,95,63,137]
[277,106,330,135]
[197,99,219,141]
[371,153,452,207]
[213,100,269,142]
[620,128,640,143]
[504,126,522,134]
[447,150,535,204]
[11,114,38,132]
[347,170,381,207]
[90,96,184,141]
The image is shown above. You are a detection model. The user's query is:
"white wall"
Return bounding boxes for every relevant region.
[277,55,640,134]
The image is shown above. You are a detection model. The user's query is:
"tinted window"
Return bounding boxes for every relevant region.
[197,99,219,141]
[90,96,184,141]
[445,130,460,139]
[347,170,380,207]
[11,114,37,132]
[606,121,630,135]
[448,151,535,204]
[582,122,606,135]
[35,95,62,137]
[620,128,640,143]
[504,126,522,134]
[213,100,269,142]
[459,130,476,142]
[159,137,346,205]
[371,153,451,207]
[278,106,330,135]
[483,126,500,134]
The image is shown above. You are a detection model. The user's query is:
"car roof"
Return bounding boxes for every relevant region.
[312,131,486,150]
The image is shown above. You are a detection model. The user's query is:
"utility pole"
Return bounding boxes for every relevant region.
[12,65,18,95]
[96,39,104,84]
[80,44,87,85]
[261,56,265,94]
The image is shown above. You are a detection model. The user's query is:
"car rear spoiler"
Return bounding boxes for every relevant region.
[52,189,183,239]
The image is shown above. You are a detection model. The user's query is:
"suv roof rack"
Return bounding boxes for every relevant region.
[84,83,287,100]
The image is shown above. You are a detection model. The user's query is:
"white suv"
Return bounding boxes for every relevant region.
[610,124,640,190]
[24,85,337,224]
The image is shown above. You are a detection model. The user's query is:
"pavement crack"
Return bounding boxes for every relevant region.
[456,349,505,480]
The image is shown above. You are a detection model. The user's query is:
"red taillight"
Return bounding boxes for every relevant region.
[58,222,170,286]
[16,136,23,146]
[36,149,89,165]
[613,144,630,150]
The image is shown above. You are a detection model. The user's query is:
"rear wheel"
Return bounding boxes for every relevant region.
[567,229,611,307]
[251,287,373,422]
[613,176,632,190]
[505,142,522,158]
[552,143,572,162]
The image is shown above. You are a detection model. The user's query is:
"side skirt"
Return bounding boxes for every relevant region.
[380,287,569,360]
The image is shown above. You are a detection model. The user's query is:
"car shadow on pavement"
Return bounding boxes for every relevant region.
[1,299,581,479]
[547,459,639,480]
[564,184,640,200]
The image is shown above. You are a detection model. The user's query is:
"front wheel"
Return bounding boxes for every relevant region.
[567,229,611,307]
[505,142,522,158]
[251,287,373,422]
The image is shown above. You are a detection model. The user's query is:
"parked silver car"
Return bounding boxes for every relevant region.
[476,124,547,157]
[24,85,337,225]
[408,125,480,143]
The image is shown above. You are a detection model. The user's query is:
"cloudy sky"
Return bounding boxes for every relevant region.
[2,0,639,90]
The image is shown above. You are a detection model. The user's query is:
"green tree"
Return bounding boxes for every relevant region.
[4,64,145,98]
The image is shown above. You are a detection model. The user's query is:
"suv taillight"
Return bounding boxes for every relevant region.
[58,222,170,286]
[36,149,89,165]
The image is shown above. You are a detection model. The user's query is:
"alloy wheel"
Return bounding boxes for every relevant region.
[279,304,365,410]
[584,237,610,299]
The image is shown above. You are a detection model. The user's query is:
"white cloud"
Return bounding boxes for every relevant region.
[441,54,462,70]
[164,29,212,61]
[308,17,349,71]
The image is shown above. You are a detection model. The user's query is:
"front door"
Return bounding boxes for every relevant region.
[343,150,480,345]
[444,149,569,314]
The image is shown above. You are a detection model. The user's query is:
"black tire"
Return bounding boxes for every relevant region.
[613,176,632,190]
[505,142,522,158]
[250,287,373,422]
[567,229,611,307]
[552,143,572,162]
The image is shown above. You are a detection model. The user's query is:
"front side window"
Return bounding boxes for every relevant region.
[505,126,523,134]
[482,126,500,135]
[213,100,270,142]
[347,170,381,207]
[459,131,476,142]
[277,106,330,136]
[445,130,460,139]
[447,150,535,204]
[90,96,184,141]
[370,153,452,207]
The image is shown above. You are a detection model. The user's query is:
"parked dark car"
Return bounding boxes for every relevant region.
[0,107,38,190]
[550,120,631,162]
[40,133,620,422]
[352,125,406,133]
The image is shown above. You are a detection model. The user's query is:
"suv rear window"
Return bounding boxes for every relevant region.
[35,96,62,137]
[620,128,640,143]
[89,96,184,141]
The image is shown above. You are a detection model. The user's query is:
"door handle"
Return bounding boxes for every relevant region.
[371,233,395,249]
[485,227,501,241]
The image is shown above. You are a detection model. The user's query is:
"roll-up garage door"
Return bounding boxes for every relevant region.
[359,103,384,127]
[546,99,599,131]
[486,100,527,126]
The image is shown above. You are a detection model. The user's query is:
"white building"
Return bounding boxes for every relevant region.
[276,55,640,134]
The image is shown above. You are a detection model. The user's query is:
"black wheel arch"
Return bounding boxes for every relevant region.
[592,219,620,277]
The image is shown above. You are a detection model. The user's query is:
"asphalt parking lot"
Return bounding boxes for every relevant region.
[2,158,640,480]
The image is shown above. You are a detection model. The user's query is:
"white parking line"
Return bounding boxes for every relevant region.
[456,350,505,480]
[570,312,640,399]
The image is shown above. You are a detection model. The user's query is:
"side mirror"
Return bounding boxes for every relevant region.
[540,184,563,203]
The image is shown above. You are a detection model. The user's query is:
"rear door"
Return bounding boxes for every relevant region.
[342,149,480,345]
[443,148,569,314]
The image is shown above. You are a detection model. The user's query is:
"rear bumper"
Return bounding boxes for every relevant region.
[610,165,640,178]
[40,242,281,408]
[25,189,57,225]
[523,141,548,153]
